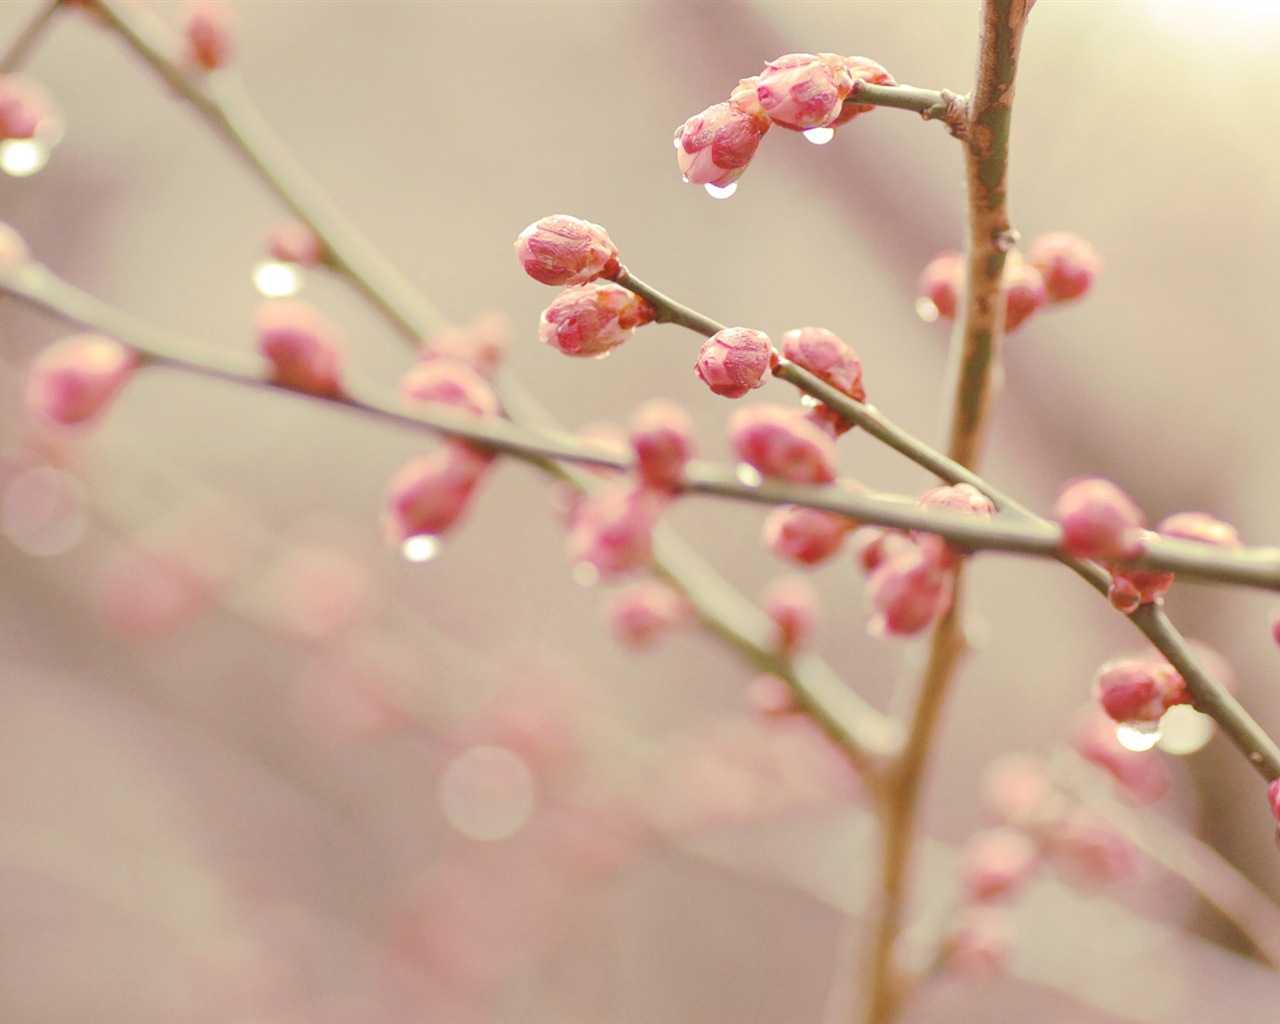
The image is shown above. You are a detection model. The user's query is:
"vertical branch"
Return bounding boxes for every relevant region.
[858,3,1033,1022]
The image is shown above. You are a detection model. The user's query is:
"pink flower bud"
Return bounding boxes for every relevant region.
[851,526,915,574]
[0,74,56,141]
[255,298,345,396]
[1045,808,1135,889]
[755,53,856,131]
[538,282,653,358]
[399,358,501,419]
[181,0,236,71]
[728,404,838,485]
[828,56,897,126]
[916,251,964,322]
[779,327,866,401]
[565,481,664,579]
[1093,657,1188,724]
[603,578,691,647]
[1054,476,1146,560]
[674,82,771,187]
[1027,231,1102,303]
[1157,511,1242,549]
[515,215,620,286]
[1070,709,1170,802]
[960,827,1040,904]
[383,444,491,542]
[746,674,800,717]
[981,754,1061,827]
[24,333,137,429]
[1102,549,1174,613]
[629,399,695,492]
[695,327,776,399]
[918,482,996,518]
[1002,256,1046,332]
[1269,779,1280,823]
[865,537,954,637]
[760,575,820,652]
[763,505,856,566]
[943,906,1013,982]
[266,220,324,267]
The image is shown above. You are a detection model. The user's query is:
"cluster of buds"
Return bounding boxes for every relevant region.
[674,53,895,190]
[915,231,1102,333]
[1054,477,1242,613]
[515,216,656,359]
[853,483,994,637]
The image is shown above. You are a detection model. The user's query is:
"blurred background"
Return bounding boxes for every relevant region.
[2,1,1280,1021]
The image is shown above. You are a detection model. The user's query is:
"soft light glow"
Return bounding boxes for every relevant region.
[1145,0,1280,41]
[803,126,835,145]
[570,561,599,587]
[0,139,47,178]
[252,259,303,297]
[705,181,737,199]
[1156,704,1215,755]
[734,463,763,487]
[1115,718,1162,753]
[914,297,940,323]
[400,534,440,562]
[0,466,87,556]
[438,745,536,841]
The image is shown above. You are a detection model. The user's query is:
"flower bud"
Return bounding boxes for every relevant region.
[539,282,653,358]
[1157,511,1242,549]
[400,358,501,419]
[981,754,1061,827]
[916,251,964,322]
[1054,476,1145,560]
[916,482,996,568]
[828,56,897,126]
[1027,231,1102,304]
[1093,657,1188,724]
[760,575,820,652]
[1002,256,1046,332]
[695,327,775,399]
[674,80,771,187]
[566,481,664,579]
[424,311,510,379]
[1070,709,1170,802]
[255,299,345,396]
[864,537,954,637]
[629,399,695,492]
[943,906,1013,982]
[779,326,865,401]
[763,505,855,566]
[0,221,30,272]
[515,215,620,287]
[604,578,691,647]
[1045,808,1135,889]
[1269,779,1280,824]
[383,444,491,542]
[0,74,57,141]
[181,0,236,71]
[266,220,325,267]
[755,53,856,131]
[1102,540,1174,613]
[24,333,137,429]
[728,404,837,485]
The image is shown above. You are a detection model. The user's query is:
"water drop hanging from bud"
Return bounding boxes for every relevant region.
[705,181,737,200]
[734,463,763,488]
[400,534,440,563]
[1115,718,1162,752]
[1155,703,1215,755]
[252,259,303,298]
[571,561,599,588]
[915,297,940,323]
[803,126,835,145]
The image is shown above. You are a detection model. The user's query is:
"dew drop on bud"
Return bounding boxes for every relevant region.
[915,297,940,323]
[400,534,441,563]
[705,181,737,200]
[734,463,763,488]
[803,126,835,145]
[1155,703,1215,755]
[252,259,303,298]
[1115,718,1162,752]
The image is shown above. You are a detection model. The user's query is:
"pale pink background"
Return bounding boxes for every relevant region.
[2,1,1280,1021]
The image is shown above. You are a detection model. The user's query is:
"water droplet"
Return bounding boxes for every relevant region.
[914,297,940,323]
[438,745,536,842]
[681,174,690,184]
[800,394,822,409]
[734,463,763,488]
[1,465,87,556]
[571,561,599,587]
[1155,703,1215,755]
[0,138,48,177]
[1115,718,1162,752]
[803,126,835,145]
[252,259,303,297]
[400,534,440,562]
[705,181,737,200]
[673,136,682,148]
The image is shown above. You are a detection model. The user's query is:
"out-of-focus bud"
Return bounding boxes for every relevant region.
[181,0,236,71]
[1026,231,1102,304]
[728,404,838,485]
[24,333,137,429]
[629,399,695,493]
[1054,476,1146,560]
[255,298,345,396]
[763,505,856,567]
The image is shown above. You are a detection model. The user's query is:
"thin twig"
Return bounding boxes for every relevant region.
[0,0,60,75]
